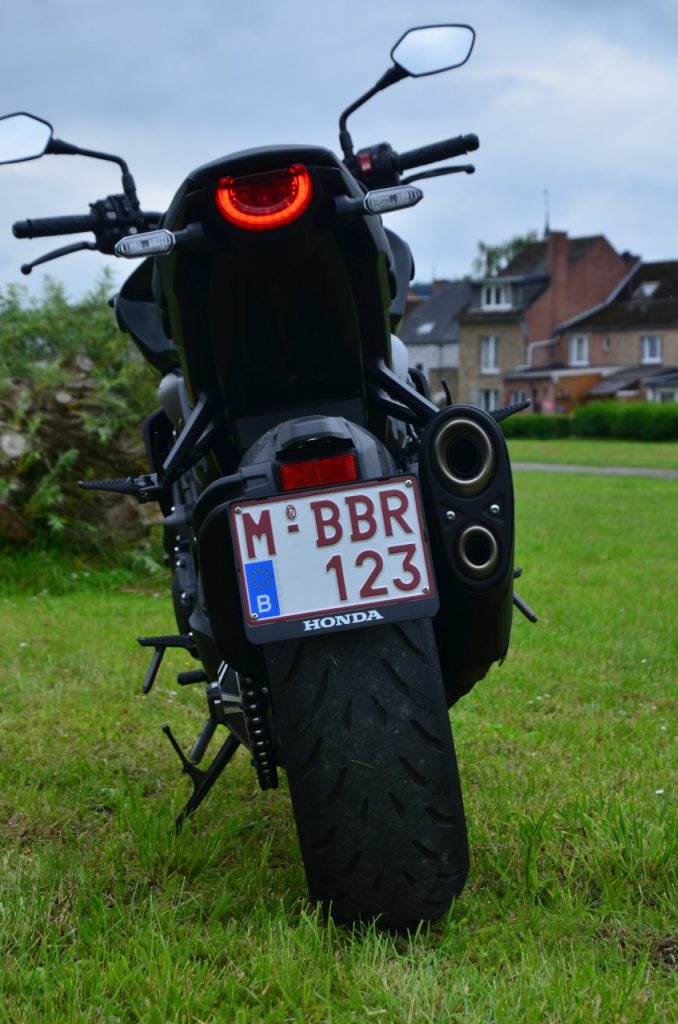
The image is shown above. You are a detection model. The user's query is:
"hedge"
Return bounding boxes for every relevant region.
[572,402,678,440]
[501,402,678,441]
[499,413,570,439]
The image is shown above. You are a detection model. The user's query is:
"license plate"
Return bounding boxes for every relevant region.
[230,476,437,641]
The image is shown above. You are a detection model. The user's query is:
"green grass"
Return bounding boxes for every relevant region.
[1,472,677,1022]
[507,437,678,470]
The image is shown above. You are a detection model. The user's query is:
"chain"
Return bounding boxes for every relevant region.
[240,679,278,791]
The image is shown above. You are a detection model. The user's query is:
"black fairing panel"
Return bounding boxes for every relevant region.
[384,228,414,327]
[115,258,179,375]
[155,145,397,460]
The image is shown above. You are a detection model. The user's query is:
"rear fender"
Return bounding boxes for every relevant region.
[194,415,430,669]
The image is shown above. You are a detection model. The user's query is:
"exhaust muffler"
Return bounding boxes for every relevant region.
[433,416,495,496]
[457,523,500,579]
[418,405,515,706]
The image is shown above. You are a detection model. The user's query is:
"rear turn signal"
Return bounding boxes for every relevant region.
[216,164,312,230]
[280,454,358,492]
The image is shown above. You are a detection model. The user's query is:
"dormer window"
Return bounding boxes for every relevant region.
[481,283,512,310]
[634,281,660,298]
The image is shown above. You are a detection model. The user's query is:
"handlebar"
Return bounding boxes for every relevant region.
[12,213,100,239]
[395,134,479,172]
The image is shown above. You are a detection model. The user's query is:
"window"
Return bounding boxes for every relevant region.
[634,281,660,298]
[480,335,499,373]
[641,335,662,364]
[509,389,527,405]
[569,335,589,366]
[416,321,435,336]
[479,388,500,412]
[481,284,512,310]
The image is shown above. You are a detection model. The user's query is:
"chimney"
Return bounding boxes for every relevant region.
[547,230,569,331]
[432,278,452,294]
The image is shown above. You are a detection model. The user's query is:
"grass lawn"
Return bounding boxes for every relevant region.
[507,437,678,470]
[0,472,676,1022]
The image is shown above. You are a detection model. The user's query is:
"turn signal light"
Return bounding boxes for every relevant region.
[215,164,312,230]
[280,454,358,491]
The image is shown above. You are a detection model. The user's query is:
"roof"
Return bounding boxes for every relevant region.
[557,260,678,332]
[400,280,471,345]
[643,366,678,387]
[503,364,626,382]
[498,234,605,279]
[587,364,665,397]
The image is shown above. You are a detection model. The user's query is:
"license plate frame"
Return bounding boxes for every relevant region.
[230,475,438,642]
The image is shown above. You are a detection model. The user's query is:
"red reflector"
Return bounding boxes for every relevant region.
[280,454,358,491]
[215,164,312,230]
[359,152,374,173]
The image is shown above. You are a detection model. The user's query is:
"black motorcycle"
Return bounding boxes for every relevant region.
[0,23,535,928]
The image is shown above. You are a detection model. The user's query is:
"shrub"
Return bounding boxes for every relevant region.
[570,401,621,438]
[0,275,158,547]
[572,401,678,440]
[611,402,678,441]
[500,413,571,439]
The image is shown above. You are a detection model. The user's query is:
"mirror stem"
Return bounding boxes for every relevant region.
[338,64,408,164]
[47,137,141,209]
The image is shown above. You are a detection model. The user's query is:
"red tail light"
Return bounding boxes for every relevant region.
[215,164,312,230]
[280,454,358,491]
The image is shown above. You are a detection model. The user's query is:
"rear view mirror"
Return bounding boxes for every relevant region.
[0,112,53,165]
[391,24,475,78]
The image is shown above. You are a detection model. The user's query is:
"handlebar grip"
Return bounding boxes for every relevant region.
[395,134,479,172]
[12,213,99,239]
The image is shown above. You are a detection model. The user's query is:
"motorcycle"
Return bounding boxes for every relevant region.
[0,23,536,928]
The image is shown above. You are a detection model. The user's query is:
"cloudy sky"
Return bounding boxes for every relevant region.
[0,0,676,299]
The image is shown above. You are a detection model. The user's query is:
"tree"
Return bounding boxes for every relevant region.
[472,231,539,278]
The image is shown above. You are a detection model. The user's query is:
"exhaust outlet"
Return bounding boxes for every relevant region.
[458,524,499,579]
[433,417,495,496]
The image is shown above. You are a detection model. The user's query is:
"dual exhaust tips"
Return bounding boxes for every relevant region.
[431,415,500,580]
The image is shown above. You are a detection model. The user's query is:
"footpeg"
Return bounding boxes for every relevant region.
[138,633,197,693]
[177,669,208,687]
[78,473,162,503]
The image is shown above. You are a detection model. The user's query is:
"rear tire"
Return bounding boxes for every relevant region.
[266,620,469,929]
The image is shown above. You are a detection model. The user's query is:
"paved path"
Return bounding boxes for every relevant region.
[512,462,678,480]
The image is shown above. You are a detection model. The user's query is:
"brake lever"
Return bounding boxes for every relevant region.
[400,164,475,185]
[21,240,99,276]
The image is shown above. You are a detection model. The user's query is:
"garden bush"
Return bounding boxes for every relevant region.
[0,275,158,548]
[502,402,678,441]
[500,413,570,439]
[572,401,678,440]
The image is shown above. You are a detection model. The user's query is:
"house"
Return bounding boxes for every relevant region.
[400,280,471,404]
[645,368,678,404]
[456,231,633,411]
[505,259,678,411]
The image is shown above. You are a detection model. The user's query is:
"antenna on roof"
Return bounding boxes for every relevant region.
[543,189,550,237]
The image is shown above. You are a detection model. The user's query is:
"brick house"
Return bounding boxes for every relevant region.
[456,231,632,411]
[400,280,471,404]
[504,259,678,410]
